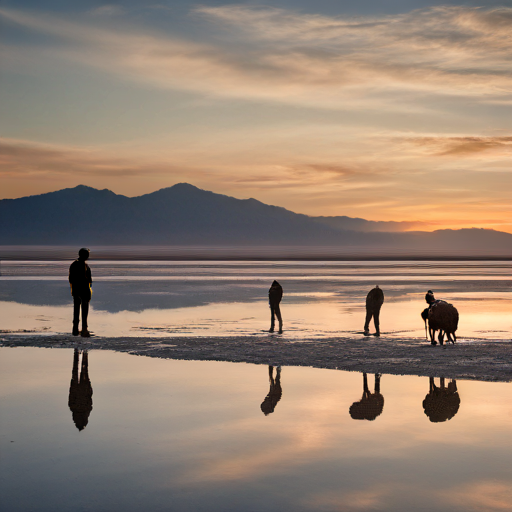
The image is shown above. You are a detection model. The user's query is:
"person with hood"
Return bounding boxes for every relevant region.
[268,280,283,334]
[69,248,92,337]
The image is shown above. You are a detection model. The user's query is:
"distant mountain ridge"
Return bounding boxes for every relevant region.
[1,184,511,257]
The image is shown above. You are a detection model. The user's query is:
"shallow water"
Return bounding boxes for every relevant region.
[0,260,511,339]
[1,347,511,512]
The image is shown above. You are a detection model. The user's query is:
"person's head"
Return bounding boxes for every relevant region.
[78,248,90,261]
[425,290,435,304]
[271,280,280,287]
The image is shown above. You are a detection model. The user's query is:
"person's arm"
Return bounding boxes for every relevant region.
[69,263,74,295]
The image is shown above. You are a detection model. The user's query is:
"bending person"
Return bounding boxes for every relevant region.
[269,280,283,334]
[364,285,384,336]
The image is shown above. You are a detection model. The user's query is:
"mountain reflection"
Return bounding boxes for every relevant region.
[423,377,460,422]
[350,373,384,421]
[261,366,282,416]
[68,348,93,431]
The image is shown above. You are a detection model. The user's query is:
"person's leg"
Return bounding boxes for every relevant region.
[80,295,90,336]
[73,296,81,335]
[374,308,381,336]
[364,308,372,333]
[80,351,89,383]
[375,373,381,394]
[82,300,89,330]
[270,305,275,332]
[362,373,369,398]
[275,304,283,333]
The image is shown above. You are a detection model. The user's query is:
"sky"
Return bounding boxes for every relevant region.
[1,0,511,232]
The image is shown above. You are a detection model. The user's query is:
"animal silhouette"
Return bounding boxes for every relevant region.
[422,377,460,422]
[421,294,459,345]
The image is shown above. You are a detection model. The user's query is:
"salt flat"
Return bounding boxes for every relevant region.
[2,334,511,382]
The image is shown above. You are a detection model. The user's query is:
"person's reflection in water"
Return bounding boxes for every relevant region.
[349,373,384,421]
[68,348,93,431]
[261,366,282,416]
[422,377,460,422]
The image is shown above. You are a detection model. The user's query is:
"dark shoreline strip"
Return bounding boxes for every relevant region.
[2,335,511,383]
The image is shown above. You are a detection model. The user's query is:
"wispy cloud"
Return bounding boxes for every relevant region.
[0,138,163,177]
[2,135,511,233]
[408,135,512,156]
[1,5,511,231]
[1,5,512,109]
[195,5,512,98]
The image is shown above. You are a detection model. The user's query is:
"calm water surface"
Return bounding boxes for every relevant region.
[0,347,511,512]
[0,260,511,339]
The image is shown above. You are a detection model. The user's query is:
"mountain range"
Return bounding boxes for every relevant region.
[1,184,511,258]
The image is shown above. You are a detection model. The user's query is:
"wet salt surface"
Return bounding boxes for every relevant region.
[0,260,511,340]
[1,347,511,512]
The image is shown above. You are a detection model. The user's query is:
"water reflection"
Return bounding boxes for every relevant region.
[349,373,384,421]
[68,349,93,431]
[261,366,282,416]
[422,377,460,423]
[3,348,512,512]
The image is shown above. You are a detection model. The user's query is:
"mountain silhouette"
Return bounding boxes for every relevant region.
[0,184,348,244]
[1,184,512,256]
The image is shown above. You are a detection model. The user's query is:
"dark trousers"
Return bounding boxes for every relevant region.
[73,295,90,330]
[270,304,282,332]
[364,307,381,333]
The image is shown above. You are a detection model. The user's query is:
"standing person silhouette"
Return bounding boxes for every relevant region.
[69,248,92,337]
[268,280,283,334]
[364,285,384,336]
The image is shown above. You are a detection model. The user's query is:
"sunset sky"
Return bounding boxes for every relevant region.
[1,0,511,232]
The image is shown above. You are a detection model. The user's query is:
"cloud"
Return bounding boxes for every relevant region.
[195,5,512,96]
[196,4,512,51]
[407,136,512,157]
[2,134,511,234]
[89,5,124,17]
[1,5,512,109]
[0,138,184,178]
